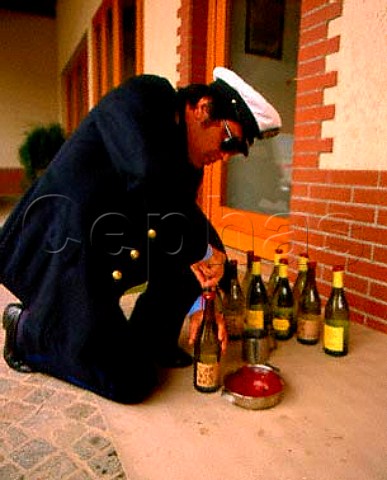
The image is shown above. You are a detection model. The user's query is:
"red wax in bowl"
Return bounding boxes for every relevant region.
[224,365,284,398]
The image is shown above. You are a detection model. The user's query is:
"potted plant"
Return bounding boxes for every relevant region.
[18,123,66,184]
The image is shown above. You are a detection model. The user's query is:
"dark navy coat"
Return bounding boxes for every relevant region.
[0,75,224,403]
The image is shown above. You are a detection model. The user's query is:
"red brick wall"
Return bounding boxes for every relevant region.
[290,0,387,333]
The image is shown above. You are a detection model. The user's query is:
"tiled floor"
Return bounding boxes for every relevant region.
[0,286,131,479]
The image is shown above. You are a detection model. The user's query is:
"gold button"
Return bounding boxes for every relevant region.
[112,270,122,281]
[130,249,140,260]
[148,229,157,239]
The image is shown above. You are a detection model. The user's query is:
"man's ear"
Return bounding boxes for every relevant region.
[192,97,212,122]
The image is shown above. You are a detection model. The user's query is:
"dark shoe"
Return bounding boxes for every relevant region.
[157,346,193,368]
[2,303,33,373]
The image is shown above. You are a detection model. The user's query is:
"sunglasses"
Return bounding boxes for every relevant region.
[220,121,248,157]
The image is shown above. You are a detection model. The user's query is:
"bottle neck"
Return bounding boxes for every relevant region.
[230,262,238,279]
[332,270,344,289]
[279,263,288,279]
[305,268,317,288]
[247,251,254,270]
[203,297,216,322]
[298,260,308,272]
[252,261,261,276]
[274,252,282,266]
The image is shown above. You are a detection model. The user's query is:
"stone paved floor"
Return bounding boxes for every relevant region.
[0,198,129,479]
[0,287,129,480]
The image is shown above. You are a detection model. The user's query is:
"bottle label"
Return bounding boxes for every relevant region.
[273,317,290,331]
[195,362,220,388]
[324,324,344,352]
[297,314,321,340]
[246,310,264,329]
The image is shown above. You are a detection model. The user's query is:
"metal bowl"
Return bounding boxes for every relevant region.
[222,364,285,410]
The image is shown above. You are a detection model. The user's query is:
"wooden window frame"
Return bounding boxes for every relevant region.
[62,36,89,134]
[92,0,144,105]
[204,0,290,259]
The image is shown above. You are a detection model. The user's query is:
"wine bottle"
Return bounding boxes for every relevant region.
[266,248,284,300]
[292,252,309,321]
[194,289,222,393]
[323,266,350,356]
[297,261,321,345]
[271,258,294,340]
[223,259,245,340]
[241,250,254,297]
[242,255,270,364]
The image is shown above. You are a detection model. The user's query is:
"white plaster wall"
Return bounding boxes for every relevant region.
[56,0,100,73]
[143,0,180,86]
[321,0,387,170]
[56,0,180,110]
[0,12,58,168]
[56,0,101,114]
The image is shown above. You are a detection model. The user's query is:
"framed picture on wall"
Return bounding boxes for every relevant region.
[245,0,285,59]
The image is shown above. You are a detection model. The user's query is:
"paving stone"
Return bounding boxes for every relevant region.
[88,448,125,477]
[0,378,15,394]
[0,462,24,480]
[0,439,7,453]
[0,362,11,376]
[5,426,28,447]
[28,453,78,480]
[67,469,96,480]
[0,401,32,423]
[53,421,87,447]
[4,382,36,400]
[0,377,37,400]
[65,402,98,421]
[73,433,111,460]
[41,376,83,394]
[24,374,50,386]
[112,473,127,480]
[44,391,78,409]
[86,413,108,431]
[0,421,10,431]
[10,438,56,469]
[21,406,64,432]
[23,387,55,405]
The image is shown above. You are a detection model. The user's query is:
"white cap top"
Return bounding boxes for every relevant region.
[213,67,282,137]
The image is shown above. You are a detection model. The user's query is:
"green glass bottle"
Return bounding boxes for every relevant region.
[241,250,254,298]
[242,255,271,363]
[223,259,245,340]
[194,289,222,393]
[271,258,294,341]
[297,261,321,345]
[292,252,309,322]
[323,266,350,357]
[266,248,284,300]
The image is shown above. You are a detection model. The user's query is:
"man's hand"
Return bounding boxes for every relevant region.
[190,246,226,289]
[188,309,228,354]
